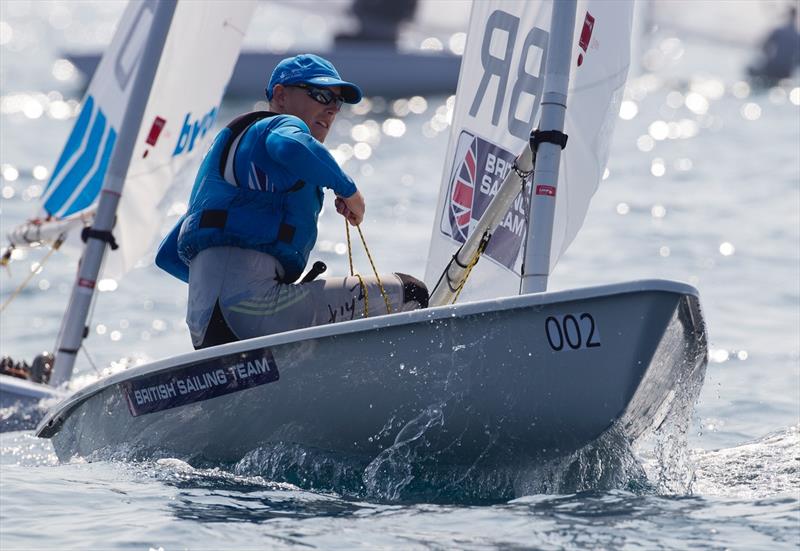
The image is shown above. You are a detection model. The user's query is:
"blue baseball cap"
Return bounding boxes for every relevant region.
[266,54,363,104]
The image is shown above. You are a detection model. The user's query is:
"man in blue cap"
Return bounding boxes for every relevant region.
[156,54,428,349]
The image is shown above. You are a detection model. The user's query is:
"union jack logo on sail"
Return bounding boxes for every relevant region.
[448,136,478,242]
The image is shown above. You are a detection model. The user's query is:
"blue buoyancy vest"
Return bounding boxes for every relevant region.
[156,112,345,283]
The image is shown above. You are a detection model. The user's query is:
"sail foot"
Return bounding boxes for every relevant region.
[6,215,90,249]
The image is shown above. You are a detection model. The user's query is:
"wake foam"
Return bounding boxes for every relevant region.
[691,425,800,499]
[0,402,50,432]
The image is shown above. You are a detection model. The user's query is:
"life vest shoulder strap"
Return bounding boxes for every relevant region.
[219,111,278,187]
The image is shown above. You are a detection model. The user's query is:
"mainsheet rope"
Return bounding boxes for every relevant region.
[344,220,392,317]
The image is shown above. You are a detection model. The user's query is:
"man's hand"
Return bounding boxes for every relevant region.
[335,190,365,226]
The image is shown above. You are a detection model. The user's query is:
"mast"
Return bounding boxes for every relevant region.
[50,0,178,387]
[520,0,577,294]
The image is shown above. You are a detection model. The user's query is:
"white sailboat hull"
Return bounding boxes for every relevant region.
[37,280,707,466]
[0,375,63,408]
[66,48,462,99]
[1,375,64,431]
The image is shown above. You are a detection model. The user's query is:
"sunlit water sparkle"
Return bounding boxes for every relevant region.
[1,1,798,549]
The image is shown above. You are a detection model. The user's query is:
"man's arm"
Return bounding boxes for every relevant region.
[265,118,358,199]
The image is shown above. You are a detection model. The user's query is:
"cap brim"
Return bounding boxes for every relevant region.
[304,76,363,103]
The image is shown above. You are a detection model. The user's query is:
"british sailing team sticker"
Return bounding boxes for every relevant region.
[441,130,531,271]
[121,348,279,417]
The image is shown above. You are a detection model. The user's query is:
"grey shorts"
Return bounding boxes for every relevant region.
[187,247,422,347]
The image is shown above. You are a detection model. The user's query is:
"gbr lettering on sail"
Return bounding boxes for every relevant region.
[470,10,548,141]
[439,7,548,273]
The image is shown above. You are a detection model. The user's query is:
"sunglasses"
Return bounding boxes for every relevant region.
[290,83,345,109]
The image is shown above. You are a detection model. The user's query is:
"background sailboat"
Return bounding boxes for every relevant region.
[61,0,472,99]
[0,0,254,417]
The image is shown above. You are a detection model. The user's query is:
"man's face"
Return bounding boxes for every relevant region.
[273,84,343,142]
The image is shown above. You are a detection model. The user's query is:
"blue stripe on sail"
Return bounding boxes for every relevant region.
[61,126,117,217]
[44,95,94,197]
[44,107,107,216]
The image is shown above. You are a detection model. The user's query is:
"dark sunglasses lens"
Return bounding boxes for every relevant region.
[306,86,344,108]
[311,89,332,104]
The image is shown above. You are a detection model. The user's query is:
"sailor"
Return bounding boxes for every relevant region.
[334,0,419,47]
[747,6,800,85]
[156,54,428,349]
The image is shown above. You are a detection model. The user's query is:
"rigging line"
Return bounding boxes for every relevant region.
[516,159,534,294]
[451,250,479,304]
[355,225,392,315]
[451,231,490,304]
[80,343,102,376]
[345,217,355,276]
[221,18,248,38]
[0,234,65,314]
[127,154,192,177]
[344,220,392,316]
[345,219,368,317]
[355,272,368,317]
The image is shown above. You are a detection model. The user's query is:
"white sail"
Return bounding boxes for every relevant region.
[425,0,633,302]
[26,0,255,279]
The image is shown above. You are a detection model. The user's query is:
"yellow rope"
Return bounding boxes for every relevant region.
[355,225,392,315]
[345,218,355,276]
[451,233,490,304]
[451,250,480,304]
[0,235,65,314]
[344,220,392,317]
[345,220,368,317]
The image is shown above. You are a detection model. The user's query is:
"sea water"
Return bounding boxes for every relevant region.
[0,1,798,549]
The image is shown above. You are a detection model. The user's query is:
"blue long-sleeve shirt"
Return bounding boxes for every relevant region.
[233,114,357,198]
[156,112,356,284]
